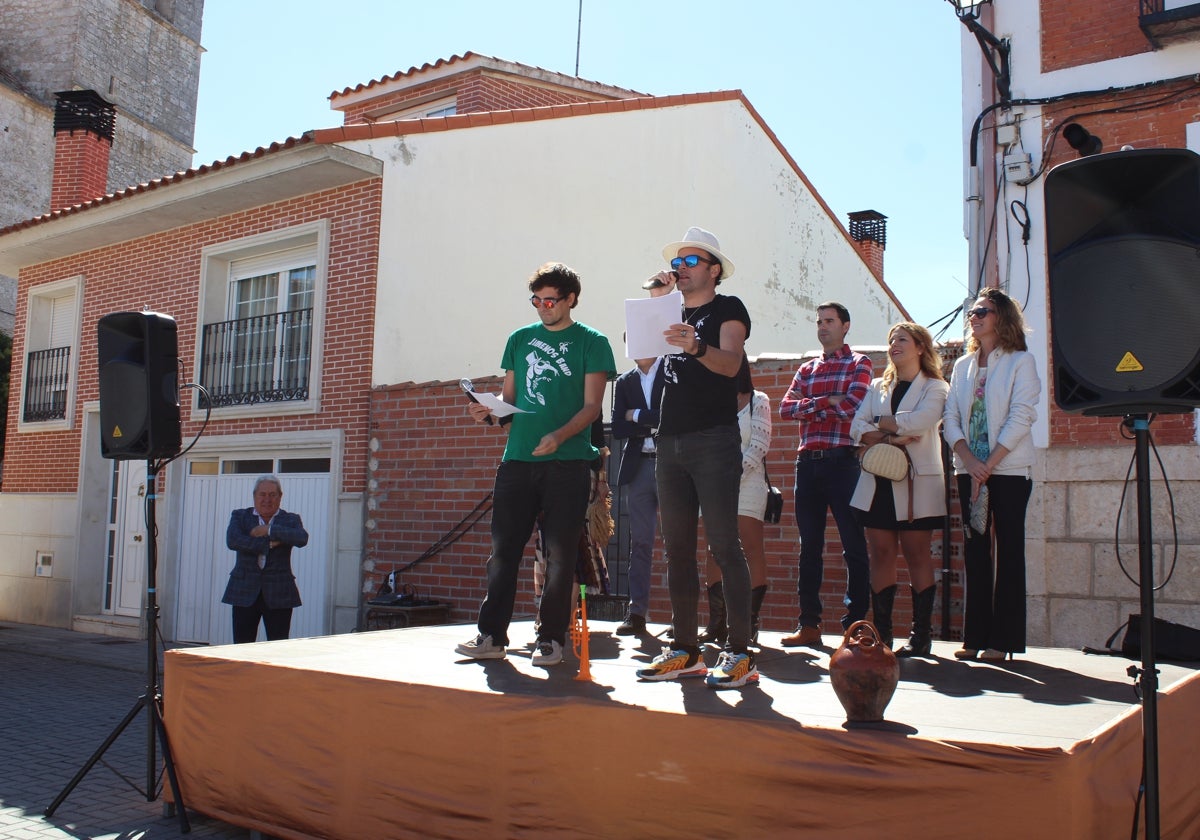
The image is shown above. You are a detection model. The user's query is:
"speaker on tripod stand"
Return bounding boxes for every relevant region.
[47,311,188,828]
[1046,147,1200,840]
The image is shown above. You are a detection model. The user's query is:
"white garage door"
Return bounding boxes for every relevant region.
[175,458,331,645]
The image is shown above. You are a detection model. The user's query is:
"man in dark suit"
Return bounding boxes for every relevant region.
[221,475,309,643]
[611,356,665,635]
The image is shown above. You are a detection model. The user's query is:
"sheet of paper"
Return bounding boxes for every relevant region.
[624,290,682,359]
[475,390,528,417]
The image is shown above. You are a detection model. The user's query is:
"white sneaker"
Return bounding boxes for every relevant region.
[532,639,563,666]
[455,633,506,660]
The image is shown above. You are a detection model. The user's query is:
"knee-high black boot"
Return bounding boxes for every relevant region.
[698,581,726,645]
[749,584,768,646]
[897,585,936,658]
[870,584,897,649]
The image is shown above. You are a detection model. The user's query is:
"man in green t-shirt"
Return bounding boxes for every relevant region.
[456,262,616,667]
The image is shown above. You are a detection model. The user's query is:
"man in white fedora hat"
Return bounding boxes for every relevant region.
[635,227,757,690]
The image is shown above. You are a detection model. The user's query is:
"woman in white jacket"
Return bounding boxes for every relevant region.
[850,323,949,657]
[943,288,1040,661]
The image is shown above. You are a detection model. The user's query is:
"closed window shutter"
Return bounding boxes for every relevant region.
[49,294,76,348]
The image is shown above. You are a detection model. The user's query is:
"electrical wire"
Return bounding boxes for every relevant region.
[392,491,495,577]
[1112,416,1179,591]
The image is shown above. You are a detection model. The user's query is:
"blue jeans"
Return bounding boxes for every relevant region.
[957,473,1031,653]
[656,425,751,651]
[622,455,659,618]
[476,459,590,646]
[793,450,870,628]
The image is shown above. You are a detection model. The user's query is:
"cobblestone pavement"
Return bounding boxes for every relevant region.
[0,622,250,840]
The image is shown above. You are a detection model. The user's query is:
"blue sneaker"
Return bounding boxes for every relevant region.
[637,647,706,681]
[706,650,758,689]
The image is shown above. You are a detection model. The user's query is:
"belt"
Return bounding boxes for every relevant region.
[640,451,657,458]
[796,446,856,462]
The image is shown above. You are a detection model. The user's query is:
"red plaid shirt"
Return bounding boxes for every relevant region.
[779,345,873,451]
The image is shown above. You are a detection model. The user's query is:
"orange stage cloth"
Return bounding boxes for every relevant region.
[162,626,1200,839]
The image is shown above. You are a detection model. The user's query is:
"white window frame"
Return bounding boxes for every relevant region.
[17,274,84,433]
[193,220,329,421]
[372,94,457,122]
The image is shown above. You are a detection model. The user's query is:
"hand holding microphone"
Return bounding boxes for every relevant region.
[459,378,494,425]
[641,269,678,296]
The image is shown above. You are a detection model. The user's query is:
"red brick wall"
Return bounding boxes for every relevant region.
[339,70,617,125]
[1040,0,1152,72]
[1038,78,1200,446]
[367,359,965,639]
[5,178,383,494]
[49,130,111,211]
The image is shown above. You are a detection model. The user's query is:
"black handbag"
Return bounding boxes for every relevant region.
[1103,614,1200,662]
[763,465,783,524]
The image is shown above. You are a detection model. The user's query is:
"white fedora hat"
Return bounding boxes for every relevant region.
[661,226,735,280]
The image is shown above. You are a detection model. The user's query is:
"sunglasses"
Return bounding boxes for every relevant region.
[967,307,995,319]
[530,294,565,310]
[670,254,717,270]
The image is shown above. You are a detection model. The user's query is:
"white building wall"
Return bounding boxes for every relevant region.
[349,98,903,386]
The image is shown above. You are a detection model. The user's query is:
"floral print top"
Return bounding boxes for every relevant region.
[968,366,990,461]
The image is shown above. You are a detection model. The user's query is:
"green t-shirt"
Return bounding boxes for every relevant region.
[500,321,616,462]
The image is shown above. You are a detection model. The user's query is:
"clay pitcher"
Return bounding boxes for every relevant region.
[829,620,900,722]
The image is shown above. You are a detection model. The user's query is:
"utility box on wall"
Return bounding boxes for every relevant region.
[34,552,53,577]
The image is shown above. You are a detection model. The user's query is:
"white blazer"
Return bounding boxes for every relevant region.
[943,347,1040,476]
[850,372,950,521]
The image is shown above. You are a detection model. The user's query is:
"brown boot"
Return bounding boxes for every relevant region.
[781,625,822,647]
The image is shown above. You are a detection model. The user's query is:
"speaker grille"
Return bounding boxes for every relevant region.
[1052,237,1200,393]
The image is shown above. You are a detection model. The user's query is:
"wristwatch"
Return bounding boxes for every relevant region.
[690,338,707,358]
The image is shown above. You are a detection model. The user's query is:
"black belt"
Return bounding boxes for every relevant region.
[640,451,657,458]
[796,446,855,462]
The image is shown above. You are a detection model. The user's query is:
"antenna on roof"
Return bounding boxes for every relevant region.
[575,0,583,76]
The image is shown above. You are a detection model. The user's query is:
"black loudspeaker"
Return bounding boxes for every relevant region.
[98,311,181,459]
[1045,148,1200,416]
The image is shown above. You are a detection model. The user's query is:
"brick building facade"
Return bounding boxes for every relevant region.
[956,0,1200,648]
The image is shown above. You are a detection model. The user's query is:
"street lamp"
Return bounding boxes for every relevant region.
[946,0,1011,104]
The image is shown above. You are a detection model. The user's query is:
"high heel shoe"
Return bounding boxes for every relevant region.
[980,648,1013,661]
[953,648,979,660]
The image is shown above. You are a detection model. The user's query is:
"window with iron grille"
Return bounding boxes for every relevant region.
[20,277,82,427]
[198,245,318,409]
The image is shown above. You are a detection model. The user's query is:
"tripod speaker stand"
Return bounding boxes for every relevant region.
[45,460,190,832]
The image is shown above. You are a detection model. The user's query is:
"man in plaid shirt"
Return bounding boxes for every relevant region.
[778,302,873,647]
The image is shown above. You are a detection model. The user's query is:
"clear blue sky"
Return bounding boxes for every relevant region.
[193,0,971,333]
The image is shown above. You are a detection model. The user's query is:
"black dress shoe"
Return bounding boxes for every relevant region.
[615,612,646,636]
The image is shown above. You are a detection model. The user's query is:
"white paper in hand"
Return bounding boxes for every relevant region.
[474,390,528,418]
[624,290,683,359]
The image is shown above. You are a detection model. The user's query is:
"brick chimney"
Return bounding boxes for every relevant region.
[50,90,116,212]
[848,210,887,281]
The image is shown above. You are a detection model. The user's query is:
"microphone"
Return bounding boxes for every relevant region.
[459,378,493,425]
[641,270,678,291]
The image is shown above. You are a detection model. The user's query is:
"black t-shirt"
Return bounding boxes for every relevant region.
[658,294,751,436]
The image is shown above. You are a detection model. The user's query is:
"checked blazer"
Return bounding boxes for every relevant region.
[220,508,308,609]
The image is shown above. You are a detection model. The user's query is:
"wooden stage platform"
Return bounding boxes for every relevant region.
[163,620,1200,839]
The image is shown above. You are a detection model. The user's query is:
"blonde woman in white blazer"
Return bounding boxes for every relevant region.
[942,288,1040,662]
[850,323,949,657]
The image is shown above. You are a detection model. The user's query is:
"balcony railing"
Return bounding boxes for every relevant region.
[23,346,71,422]
[199,308,313,409]
[1140,0,1200,47]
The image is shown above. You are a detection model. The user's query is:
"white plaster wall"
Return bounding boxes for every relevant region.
[349,98,902,385]
[0,493,79,627]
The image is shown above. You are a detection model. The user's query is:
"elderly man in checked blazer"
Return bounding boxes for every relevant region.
[221,474,309,643]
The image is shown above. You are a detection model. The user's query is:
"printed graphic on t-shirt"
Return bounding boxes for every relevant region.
[523,337,575,407]
[663,310,711,384]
